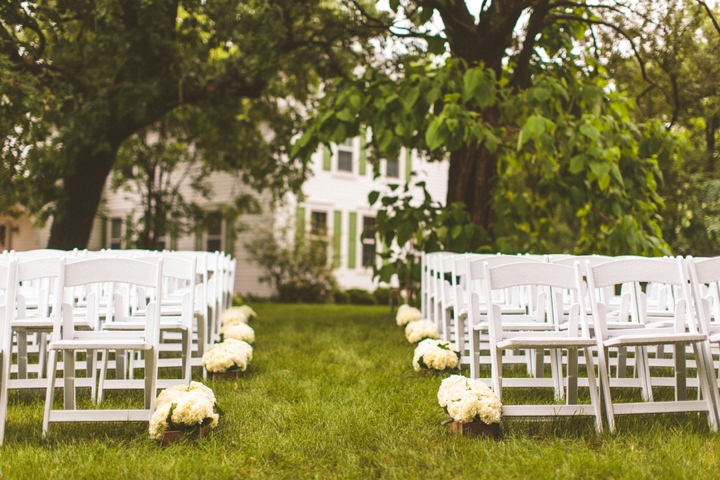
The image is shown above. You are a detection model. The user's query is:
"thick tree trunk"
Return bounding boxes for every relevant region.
[47,146,118,249]
[706,115,718,173]
[446,142,497,234]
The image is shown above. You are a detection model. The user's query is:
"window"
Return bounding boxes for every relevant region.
[109,217,123,249]
[337,139,353,172]
[206,211,223,252]
[311,211,328,236]
[386,157,399,178]
[362,216,376,267]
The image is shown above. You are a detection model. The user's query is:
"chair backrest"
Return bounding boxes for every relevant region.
[0,259,17,356]
[481,261,587,339]
[54,257,163,343]
[16,257,63,320]
[686,256,720,335]
[586,256,691,335]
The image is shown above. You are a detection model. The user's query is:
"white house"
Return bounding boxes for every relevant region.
[4,138,448,296]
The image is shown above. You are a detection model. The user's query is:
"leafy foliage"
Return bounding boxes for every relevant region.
[246,229,338,304]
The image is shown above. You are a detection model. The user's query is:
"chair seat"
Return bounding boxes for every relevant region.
[604,332,707,348]
[497,337,596,349]
[48,340,154,351]
[13,318,92,332]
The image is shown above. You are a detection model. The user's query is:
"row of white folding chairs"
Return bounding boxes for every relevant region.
[425,254,720,433]
[3,248,236,381]
[0,256,176,443]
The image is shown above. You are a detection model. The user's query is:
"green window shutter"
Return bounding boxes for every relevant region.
[405,149,412,183]
[323,145,332,171]
[359,129,367,175]
[225,219,235,257]
[333,210,342,268]
[100,216,107,249]
[124,214,133,249]
[194,231,202,251]
[296,206,306,234]
[347,212,357,269]
[169,232,178,251]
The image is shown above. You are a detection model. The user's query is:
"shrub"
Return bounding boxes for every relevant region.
[333,289,350,304]
[374,287,402,306]
[347,288,377,305]
[246,230,338,303]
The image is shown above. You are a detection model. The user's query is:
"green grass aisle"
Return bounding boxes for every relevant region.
[1,303,720,478]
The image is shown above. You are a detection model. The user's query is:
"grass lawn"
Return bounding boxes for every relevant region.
[1,303,720,478]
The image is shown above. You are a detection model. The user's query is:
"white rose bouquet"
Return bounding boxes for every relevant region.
[412,339,460,372]
[201,338,254,373]
[437,375,502,425]
[396,304,423,326]
[220,307,249,327]
[150,382,220,440]
[220,322,255,344]
[405,320,440,344]
[238,305,257,321]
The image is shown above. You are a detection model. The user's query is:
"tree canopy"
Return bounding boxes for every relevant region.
[0,0,374,248]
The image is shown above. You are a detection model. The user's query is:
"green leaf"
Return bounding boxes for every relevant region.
[426,36,446,55]
[397,221,415,247]
[569,155,586,174]
[598,173,611,191]
[525,115,545,137]
[335,109,354,122]
[579,124,600,142]
[485,131,499,153]
[403,87,420,111]
[589,161,611,179]
[425,117,445,150]
[533,87,551,102]
[368,191,380,206]
[451,225,462,239]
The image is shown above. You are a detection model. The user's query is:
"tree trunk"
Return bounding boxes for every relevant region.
[446,142,498,235]
[47,146,118,249]
[706,115,718,173]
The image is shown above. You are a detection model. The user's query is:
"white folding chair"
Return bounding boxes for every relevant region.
[0,259,17,444]
[42,257,163,435]
[477,260,602,433]
[99,255,197,398]
[587,256,718,432]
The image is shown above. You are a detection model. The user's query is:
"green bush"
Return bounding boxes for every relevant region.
[373,287,402,306]
[246,230,338,304]
[232,294,244,306]
[332,289,350,304]
[347,288,377,305]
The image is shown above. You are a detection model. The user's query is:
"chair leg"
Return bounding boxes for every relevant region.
[583,347,604,435]
[144,349,158,411]
[63,350,76,410]
[490,347,503,402]
[17,332,28,379]
[39,333,48,379]
[115,349,126,380]
[694,342,719,431]
[182,330,192,385]
[566,348,578,405]
[598,346,616,433]
[42,349,59,436]
[469,327,479,379]
[0,352,8,445]
[674,343,687,401]
[88,349,97,404]
[97,350,109,405]
[637,346,653,402]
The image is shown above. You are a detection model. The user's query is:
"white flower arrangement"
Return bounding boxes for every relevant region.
[201,338,254,373]
[220,322,255,344]
[405,319,440,344]
[437,375,502,425]
[396,304,423,326]
[238,305,257,321]
[412,338,460,372]
[220,307,249,327]
[149,382,219,440]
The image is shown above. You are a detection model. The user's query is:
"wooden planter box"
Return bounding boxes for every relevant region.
[448,420,499,439]
[162,427,206,446]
